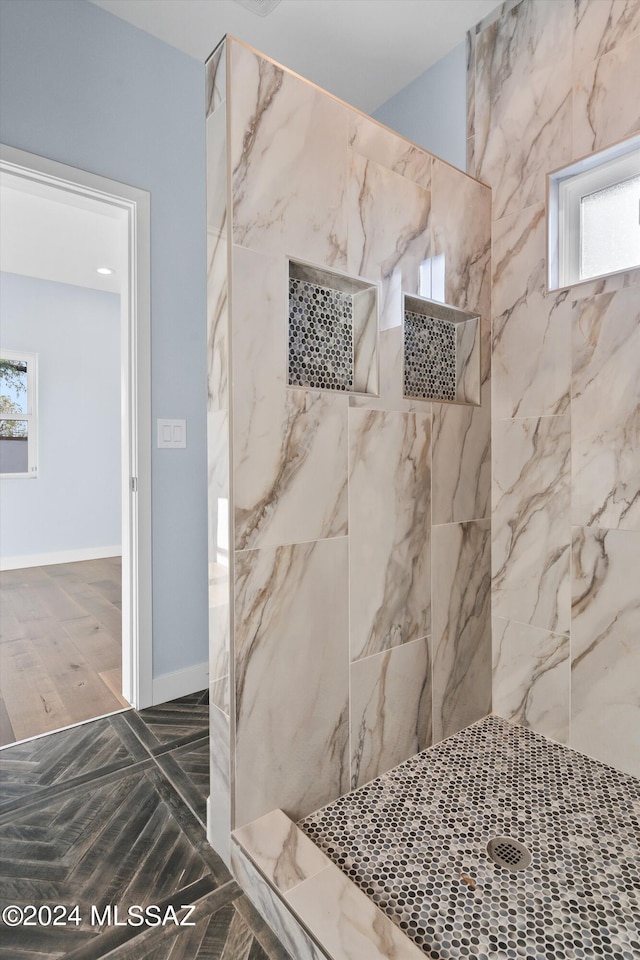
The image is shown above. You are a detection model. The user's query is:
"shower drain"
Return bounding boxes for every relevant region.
[487,837,532,871]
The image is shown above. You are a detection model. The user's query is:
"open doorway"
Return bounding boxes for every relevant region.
[0,146,152,744]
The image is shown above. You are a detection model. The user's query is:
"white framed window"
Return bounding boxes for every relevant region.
[548,134,640,290]
[0,349,38,478]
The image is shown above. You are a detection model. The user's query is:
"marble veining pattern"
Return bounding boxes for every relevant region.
[231,843,325,960]
[571,287,640,531]
[234,538,349,826]
[286,862,426,960]
[572,30,640,156]
[430,159,491,331]
[233,809,329,895]
[348,409,431,662]
[574,0,640,71]
[301,716,640,960]
[474,0,574,220]
[492,203,572,419]
[230,42,348,267]
[431,382,491,524]
[492,416,571,634]
[492,617,569,743]
[206,231,229,414]
[232,246,348,550]
[571,526,640,777]
[432,519,491,742]
[207,36,495,846]
[348,114,431,189]
[346,153,431,332]
[470,0,640,780]
[350,637,432,790]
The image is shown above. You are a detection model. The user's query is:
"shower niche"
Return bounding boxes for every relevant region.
[288,258,379,396]
[403,293,480,405]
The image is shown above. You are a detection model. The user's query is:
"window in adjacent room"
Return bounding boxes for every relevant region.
[0,350,38,478]
[548,134,640,290]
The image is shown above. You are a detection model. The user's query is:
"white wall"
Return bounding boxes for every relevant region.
[0,272,121,562]
[373,41,467,172]
[0,0,208,677]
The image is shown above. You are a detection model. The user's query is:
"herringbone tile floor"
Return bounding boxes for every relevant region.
[0,692,291,960]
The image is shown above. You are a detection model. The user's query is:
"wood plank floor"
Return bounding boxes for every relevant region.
[0,557,128,746]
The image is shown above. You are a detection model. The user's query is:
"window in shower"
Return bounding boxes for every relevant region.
[548,134,640,289]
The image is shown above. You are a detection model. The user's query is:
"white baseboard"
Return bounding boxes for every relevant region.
[0,545,122,571]
[152,661,209,705]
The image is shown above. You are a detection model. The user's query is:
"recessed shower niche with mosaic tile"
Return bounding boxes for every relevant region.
[288,259,379,396]
[403,293,480,405]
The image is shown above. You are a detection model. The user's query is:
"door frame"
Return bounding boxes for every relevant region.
[0,143,153,708]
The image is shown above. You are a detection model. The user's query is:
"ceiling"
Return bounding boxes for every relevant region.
[0,173,125,295]
[90,0,501,114]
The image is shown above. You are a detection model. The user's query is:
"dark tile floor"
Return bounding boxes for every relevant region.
[0,692,291,960]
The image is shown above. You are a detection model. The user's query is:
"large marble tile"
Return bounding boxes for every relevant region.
[233,809,329,895]
[348,113,432,189]
[206,104,226,235]
[492,203,572,419]
[350,637,431,789]
[229,40,348,267]
[474,0,573,219]
[492,416,571,634]
[348,408,431,661]
[208,704,231,868]
[231,841,324,960]
[234,538,349,826]
[346,153,431,331]
[572,287,640,531]
[432,519,491,742]
[573,31,640,157]
[492,617,570,743]
[206,41,226,117]
[571,527,640,777]
[232,246,348,550]
[574,0,640,73]
[208,558,229,685]
[431,380,491,524]
[285,861,425,960]
[207,228,229,414]
[431,158,491,324]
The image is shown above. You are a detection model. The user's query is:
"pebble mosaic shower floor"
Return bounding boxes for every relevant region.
[299,716,640,960]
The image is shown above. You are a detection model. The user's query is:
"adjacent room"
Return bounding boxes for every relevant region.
[0,177,129,744]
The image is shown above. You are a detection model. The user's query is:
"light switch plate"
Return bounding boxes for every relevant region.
[157,419,187,448]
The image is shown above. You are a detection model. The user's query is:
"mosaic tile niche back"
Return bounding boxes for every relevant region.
[300,716,640,960]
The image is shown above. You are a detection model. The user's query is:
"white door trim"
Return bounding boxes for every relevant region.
[0,143,153,709]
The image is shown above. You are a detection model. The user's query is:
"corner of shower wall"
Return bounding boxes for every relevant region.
[205,38,233,867]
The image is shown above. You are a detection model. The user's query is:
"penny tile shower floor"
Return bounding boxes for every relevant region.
[300,716,640,960]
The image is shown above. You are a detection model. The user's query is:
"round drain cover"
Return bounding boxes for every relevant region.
[487,837,532,871]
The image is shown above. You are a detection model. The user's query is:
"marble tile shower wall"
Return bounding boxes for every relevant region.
[468,0,640,777]
[206,37,492,842]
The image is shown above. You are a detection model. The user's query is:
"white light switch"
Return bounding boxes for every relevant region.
[157,419,187,449]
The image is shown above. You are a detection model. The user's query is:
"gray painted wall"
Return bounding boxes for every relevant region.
[373,42,467,172]
[0,0,208,678]
[0,272,121,559]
